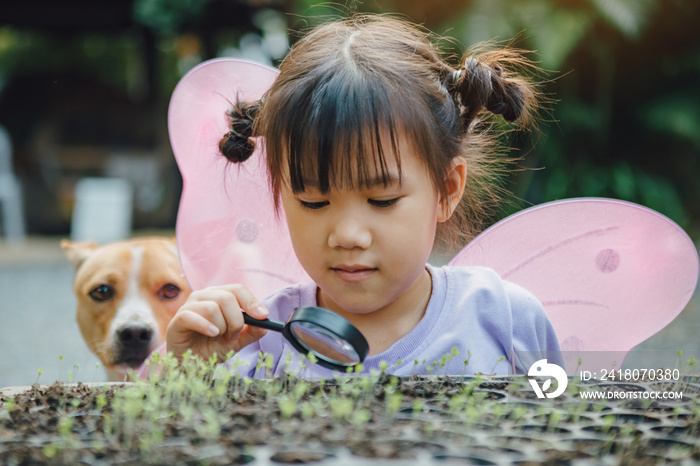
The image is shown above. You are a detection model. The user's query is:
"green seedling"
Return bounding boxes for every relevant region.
[412,398,425,415]
[11,346,700,465]
[350,408,372,425]
[386,392,403,414]
[92,362,101,383]
[546,409,565,432]
[4,398,14,414]
[33,368,43,398]
[460,350,472,377]
[379,360,389,375]
[95,392,108,411]
[330,397,354,421]
[42,443,58,460]
[411,359,420,377]
[277,396,296,420]
[676,350,684,370]
[490,355,506,374]
[139,429,165,464]
[299,401,315,419]
[195,408,221,439]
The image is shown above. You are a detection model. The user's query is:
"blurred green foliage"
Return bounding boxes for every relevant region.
[0,0,697,237]
[441,0,699,232]
[133,0,216,34]
[0,29,140,95]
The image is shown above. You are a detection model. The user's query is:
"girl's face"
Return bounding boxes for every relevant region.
[280,135,459,318]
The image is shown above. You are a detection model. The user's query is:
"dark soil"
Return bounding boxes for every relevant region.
[1,375,699,465]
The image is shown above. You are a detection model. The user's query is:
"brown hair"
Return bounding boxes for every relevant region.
[219,14,540,249]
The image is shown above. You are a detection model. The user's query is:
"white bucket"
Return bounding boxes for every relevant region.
[71,177,133,244]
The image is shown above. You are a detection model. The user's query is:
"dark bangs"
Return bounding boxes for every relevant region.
[262,66,463,205]
[268,68,408,197]
[258,15,465,211]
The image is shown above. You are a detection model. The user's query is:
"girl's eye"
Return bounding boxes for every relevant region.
[89,284,114,302]
[369,198,400,208]
[299,200,329,210]
[158,284,181,300]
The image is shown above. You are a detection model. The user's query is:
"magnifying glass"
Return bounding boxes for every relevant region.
[242,306,369,371]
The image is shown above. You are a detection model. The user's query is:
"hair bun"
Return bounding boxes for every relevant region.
[219,100,261,163]
[450,52,535,128]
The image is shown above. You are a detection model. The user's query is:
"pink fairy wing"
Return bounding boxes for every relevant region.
[169,58,309,296]
[450,198,699,371]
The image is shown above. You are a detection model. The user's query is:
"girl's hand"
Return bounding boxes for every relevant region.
[166,284,269,362]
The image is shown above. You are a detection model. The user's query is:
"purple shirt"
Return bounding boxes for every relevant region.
[227,265,562,378]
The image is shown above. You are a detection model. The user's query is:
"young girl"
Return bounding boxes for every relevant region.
[165,14,562,377]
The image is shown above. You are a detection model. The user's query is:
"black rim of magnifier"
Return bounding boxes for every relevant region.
[242,306,369,372]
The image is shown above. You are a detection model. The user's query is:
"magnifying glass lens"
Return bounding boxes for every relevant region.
[289,321,361,365]
[244,306,369,371]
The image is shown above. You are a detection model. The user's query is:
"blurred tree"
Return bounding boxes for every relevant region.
[133,0,217,34]
[441,0,699,232]
[132,0,291,96]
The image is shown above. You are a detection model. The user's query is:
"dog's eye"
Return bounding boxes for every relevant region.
[89,285,114,302]
[158,284,181,300]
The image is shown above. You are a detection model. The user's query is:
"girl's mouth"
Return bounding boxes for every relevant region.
[331,265,377,283]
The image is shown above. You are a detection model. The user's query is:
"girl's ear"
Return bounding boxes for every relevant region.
[437,157,467,223]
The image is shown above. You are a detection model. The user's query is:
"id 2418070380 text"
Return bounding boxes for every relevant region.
[580,368,680,382]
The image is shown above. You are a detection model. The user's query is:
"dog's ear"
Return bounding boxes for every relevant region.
[61,239,99,270]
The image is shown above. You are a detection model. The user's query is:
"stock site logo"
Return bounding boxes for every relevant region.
[528,359,568,399]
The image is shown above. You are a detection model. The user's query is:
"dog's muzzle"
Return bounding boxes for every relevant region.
[114,323,154,367]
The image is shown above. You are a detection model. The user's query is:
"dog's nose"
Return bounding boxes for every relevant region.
[115,324,154,367]
[117,324,153,345]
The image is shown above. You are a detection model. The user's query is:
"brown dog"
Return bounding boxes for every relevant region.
[62,237,192,381]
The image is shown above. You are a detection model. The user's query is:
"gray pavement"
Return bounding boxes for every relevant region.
[0,238,103,388]
[0,236,699,388]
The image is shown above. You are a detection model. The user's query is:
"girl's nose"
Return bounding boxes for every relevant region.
[328,216,372,250]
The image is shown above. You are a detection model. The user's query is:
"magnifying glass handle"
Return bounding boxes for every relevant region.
[243,313,285,332]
